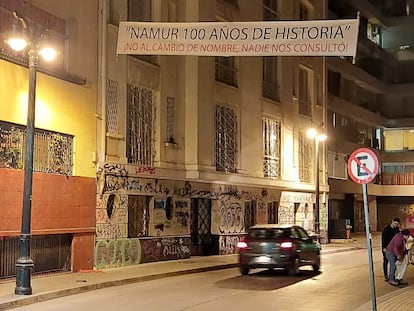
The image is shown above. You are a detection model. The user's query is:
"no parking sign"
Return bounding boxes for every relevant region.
[347,148,379,184]
[347,147,379,310]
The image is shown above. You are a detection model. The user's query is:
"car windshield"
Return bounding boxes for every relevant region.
[248,228,285,239]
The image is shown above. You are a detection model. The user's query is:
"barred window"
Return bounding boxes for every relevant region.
[0,121,73,175]
[215,105,237,173]
[299,130,313,183]
[215,57,237,87]
[263,118,281,179]
[262,57,280,101]
[299,66,313,117]
[166,96,176,144]
[107,79,119,133]
[127,85,155,166]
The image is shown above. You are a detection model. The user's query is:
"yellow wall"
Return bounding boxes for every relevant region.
[0,59,96,177]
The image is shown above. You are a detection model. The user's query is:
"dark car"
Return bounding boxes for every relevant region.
[237,224,321,276]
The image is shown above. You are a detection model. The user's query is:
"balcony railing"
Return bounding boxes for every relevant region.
[381,172,414,185]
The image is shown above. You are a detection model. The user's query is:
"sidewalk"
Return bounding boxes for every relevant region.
[0,231,408,311]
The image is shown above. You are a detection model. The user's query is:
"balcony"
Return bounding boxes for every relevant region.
[381,172,414,185]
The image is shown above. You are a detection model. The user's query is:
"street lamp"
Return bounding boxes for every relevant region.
[307,128,326,238]
[6,12,56,296]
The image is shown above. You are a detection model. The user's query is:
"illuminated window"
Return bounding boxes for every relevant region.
[215,105,237,173]
[367,22,381,45]
[299,130,312,183]
[263,118,281,179]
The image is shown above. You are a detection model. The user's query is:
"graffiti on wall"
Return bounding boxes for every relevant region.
[219,235,244,255]
[218,202,244,234]
[95,238,141,269]
[96,163,271,264]
[140,237,191,263]
[94,237,190,268]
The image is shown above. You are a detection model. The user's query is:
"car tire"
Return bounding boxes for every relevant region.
[312,257,321,272]
[240,266,250,275]
[287,257,300,276]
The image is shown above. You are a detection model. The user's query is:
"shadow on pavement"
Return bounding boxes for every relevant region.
[215,268,320,291]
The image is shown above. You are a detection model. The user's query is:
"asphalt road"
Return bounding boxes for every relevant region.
[11,249,412,311]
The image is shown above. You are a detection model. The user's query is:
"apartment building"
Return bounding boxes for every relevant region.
[0,0,97,278]
[95,0,329,268]
[327,0,414,237]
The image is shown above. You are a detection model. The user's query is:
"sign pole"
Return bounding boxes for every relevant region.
[362,183,377,311]
[347,147,379,311]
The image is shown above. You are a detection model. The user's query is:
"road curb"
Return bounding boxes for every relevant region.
[0,263,239,310]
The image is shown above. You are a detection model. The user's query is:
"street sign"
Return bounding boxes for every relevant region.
[347,148,379,311]
[347,148,378,184]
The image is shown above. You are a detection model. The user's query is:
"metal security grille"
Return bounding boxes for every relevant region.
[126,84,155,165]
[263,118,281,179]
[299,130,313,183]
[215,105,237,173]
[245,201,256,230]
[107,79,119,133]
[0,234,72,279]
[0,121,73,175]
[267,201,279,224]
[166,96,176,143]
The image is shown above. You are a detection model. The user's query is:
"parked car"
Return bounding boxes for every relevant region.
[237,224,321,276]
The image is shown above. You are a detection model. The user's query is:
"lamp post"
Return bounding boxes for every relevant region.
[307,128,326,238]
[6,12,56,295]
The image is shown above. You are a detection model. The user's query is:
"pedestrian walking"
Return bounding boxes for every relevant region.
[386,229,411,286]
[381,217,400,281]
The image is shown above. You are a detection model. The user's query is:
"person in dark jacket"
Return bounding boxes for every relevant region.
[381,218,401,281]
[386,229,410,286]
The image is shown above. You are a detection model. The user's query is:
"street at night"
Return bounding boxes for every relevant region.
[10,249,413,311]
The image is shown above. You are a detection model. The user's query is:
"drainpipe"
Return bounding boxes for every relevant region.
[98,0,107,168]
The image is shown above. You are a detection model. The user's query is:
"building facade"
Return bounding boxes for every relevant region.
[327,0,414,237]
[0,0,97,277]
[95,0,329,268]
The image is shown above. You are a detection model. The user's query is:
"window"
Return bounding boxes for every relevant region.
[263,0,279,20]
[299,130,313,183]
[127,84,155,165]
[367,22,381,45]
[267,201,279,224]
[245,201,256,230]
[262,57,280,101]
[107,79,119,134]
[128,0,151,21]
[0,121,73,175]
[299,66,313,117]
[299,1,311,20]
[215,57,237,86]
[215,105,237,173]
[128,0,156,64]
[263,118,281,179]
[327,151,347,180]
[166,96,176,144]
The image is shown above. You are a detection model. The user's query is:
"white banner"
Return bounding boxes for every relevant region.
[116,19,359,57]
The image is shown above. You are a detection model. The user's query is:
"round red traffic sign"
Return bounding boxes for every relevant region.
[347,148,379,184]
